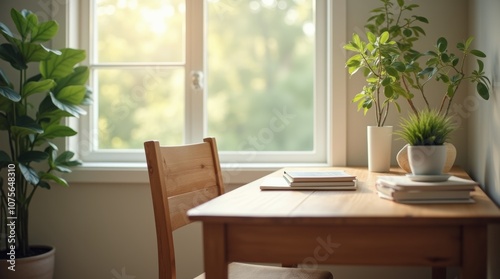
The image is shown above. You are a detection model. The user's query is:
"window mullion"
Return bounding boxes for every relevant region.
[185,0,205,144]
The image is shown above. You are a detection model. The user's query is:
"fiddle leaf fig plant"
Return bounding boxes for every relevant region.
[0,8,92,258]
[344,0,491,126]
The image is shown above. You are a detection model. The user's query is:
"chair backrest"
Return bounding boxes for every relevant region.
[144,138,225,279]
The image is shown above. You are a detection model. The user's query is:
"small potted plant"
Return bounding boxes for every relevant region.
[395,109,455,178]
[0,8,91,278]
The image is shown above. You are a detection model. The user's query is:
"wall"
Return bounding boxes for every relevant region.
[468,0,500,278]
[0,0,495,279]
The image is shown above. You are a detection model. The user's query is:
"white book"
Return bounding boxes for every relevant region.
[376,183,473,201]
[377,191,475,204]
[376,175,477,191]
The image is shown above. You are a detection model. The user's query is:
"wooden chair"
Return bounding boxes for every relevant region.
[144,138,334,279]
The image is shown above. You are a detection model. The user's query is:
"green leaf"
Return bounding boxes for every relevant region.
[49,92,86,117]
[447,85,455,97]
[37,180,51,189]
[55,151,81,171]
[31,20,58,43]
[11,115,43,138]
[39,172,69,187]
[22,79,55,97]
[379,31,390,44]
[367,32,377,44]
[418,67,435,77]
[0,21,13,38]
[456,42,465,51]
[477,82,489,100]
[0,86,21,102]
[55,85,87,105]
[397,0,404,7]
[40,48,86,79]
[20,41,59,63]
[470,49,486,58]
[18,151,48,164]
[386,67,399,78]
[381,77,391,86]
[384,85,394,98]
[0,43,27,70]
[403,29,412,37]
[439,74,450,83]
[464,36,474,50]
[414,16,429,24]
[0,67,12,88]
[375,14,385,26]
[437,37,448,52]
[352,92,365,102]
[477,59,484,72]
[440,53,450,63]
[412,26,426,36]
[394,101,401,113]
[19,162,40,186]
[392,62,406,72]
[343,43,359,52]
[42,124,77,139]
[11,9,30,39]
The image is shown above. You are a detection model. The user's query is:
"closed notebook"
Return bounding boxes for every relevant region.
[260,177,357,191]
[375,183,473,200]
[376,175,477,191]
[283,170,356,183]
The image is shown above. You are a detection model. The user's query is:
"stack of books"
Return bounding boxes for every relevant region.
[260,170,357,191]
[376,175,477,204]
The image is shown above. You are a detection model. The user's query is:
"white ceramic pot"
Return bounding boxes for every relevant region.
[407,145,447,175]
[0,245,55,279]
[367,126,393,172]
[397,142,456,173]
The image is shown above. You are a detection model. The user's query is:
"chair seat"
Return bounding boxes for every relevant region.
[194,262,333,279]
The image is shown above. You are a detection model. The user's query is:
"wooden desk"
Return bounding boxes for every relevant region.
[187,167,500,279]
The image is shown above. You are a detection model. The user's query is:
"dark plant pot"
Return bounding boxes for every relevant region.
[0,245,55,279]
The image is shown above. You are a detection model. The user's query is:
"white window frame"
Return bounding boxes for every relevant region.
[60,0,347,184]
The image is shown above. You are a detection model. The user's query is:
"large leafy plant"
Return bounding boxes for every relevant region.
[344,0,491,126]
[0,9,91,257]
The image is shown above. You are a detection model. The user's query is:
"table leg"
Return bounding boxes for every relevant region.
[203,223,228,279]
[460,225,487,279]
[431,267,446,279]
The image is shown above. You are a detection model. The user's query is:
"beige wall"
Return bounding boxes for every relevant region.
[1,0,497,278]
[468,0,500,278]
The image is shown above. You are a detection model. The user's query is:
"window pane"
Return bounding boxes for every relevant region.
[96,68,184,149]
[206,0,315,152]
[95,0,185,63]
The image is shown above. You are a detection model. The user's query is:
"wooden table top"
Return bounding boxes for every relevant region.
[187,167,500,226]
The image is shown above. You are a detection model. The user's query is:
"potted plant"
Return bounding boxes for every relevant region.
[344,0,491,172]
[395,109,455,178]
[0,8,91,278]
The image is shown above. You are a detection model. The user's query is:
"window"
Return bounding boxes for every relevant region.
[73,0,345,170]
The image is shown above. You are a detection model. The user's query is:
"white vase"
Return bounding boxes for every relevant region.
[367,126,393,172]
[407,145,447,175]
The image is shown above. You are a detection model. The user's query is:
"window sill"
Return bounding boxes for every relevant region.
[64,162,331,185]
